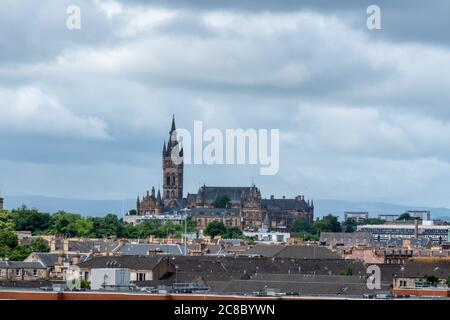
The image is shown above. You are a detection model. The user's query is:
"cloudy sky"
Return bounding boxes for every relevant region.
[1,0,450,207]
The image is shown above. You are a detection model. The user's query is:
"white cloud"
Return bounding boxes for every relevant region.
[0,86,111,140]
[288,104,450,161]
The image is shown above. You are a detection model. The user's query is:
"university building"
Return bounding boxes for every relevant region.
[129,116,314,231]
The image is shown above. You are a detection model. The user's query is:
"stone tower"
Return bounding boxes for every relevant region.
[162,115,183,202]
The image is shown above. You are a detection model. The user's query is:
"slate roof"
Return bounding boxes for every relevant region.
[77,256,164,270]
[242,245,286,257]
[168,256,367,280]
[207,277,390,296]
[199,186,251,203]
[400,260,450,278]
[242,245,341,259]
[261,198,311,212]
[0,280,53,288]
[320,232,374,246]
[276,246,341,259]
[52,239,122,254]
[68,239,121,254]
[118,244,186,256]
[0,261,46,269]
[189,208,240,217]
[28,252,89,267]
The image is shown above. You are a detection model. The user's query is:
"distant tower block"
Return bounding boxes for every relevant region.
[0,197,3,210]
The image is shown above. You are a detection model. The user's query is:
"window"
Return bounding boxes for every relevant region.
[137,273,146,281]
[33,269,38,277]
[16,269,21,276]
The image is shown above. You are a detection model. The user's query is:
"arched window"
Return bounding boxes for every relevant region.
[166,175,170,186]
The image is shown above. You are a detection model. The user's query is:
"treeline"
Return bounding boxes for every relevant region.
[291,214,385,241]
[0,205,197,239]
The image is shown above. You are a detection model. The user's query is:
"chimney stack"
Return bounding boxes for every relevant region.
[414,219,419,239]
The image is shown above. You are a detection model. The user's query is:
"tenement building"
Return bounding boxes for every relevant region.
[130,116,314,231]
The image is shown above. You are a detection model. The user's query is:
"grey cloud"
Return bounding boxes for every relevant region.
[1,1,450,208]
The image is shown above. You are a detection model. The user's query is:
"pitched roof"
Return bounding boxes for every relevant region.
[29,252,88,267]
[261,198,311,212]
[199,186,251,203]
[320,232,373,246]
[0,261,46,269]
[118,244,186,256]
[207,276,390,296]
[242,245,340,259]
[77,256,164,270]
[0,280,53,288]
[242,245,286,257]
[168,256,366,279]
[401,259,450,278]
[189,208,240,217]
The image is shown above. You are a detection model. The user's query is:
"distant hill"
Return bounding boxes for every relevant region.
[3,195,450,221]
[313,199,450,221]
[3,195,135,217]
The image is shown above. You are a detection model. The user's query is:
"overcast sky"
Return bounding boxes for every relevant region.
[1,0,450,207]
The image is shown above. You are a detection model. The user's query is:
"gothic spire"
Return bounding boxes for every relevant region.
[170,114,176,134]
[157,189,162,202]
[162,140,167,156]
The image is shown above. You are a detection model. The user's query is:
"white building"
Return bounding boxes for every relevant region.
[378,214,400,222]
[344,212,369,223]
[357,222,450,243]
[405,210,431,220]
[90,268,130,291]
[124,213,187,226]
[243,213,290,244]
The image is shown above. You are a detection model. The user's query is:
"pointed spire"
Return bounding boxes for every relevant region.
[170,114,176,133]
[162,140,167,156]
[157,189,162,201]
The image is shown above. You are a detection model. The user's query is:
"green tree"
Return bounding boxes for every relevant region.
[397,213,416,221]
[89,214,124,238]
[292,218,315,234]
[30,237,50,252]
[214,195,231,209]
[10,206,51,233]
[343,218,357,233]
[123,223,139,238]
[313,214,341,233]
[224,227,243,239]
[0,229,19,250]
[423,274,439,286]
[340,267,353,276]
[0,210,15,231]
[291,217,318,241]
[8,245,32,261]
[50,211,82,236]
[204,221,227,238]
